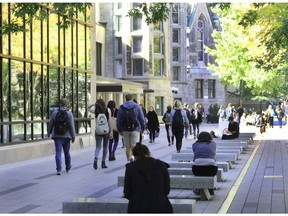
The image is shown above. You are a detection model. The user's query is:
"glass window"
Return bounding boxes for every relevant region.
[116,15,122,32]
[198,18,204,61]
[132,15,142,31]
[173,48,180,62]
[172,3,179,24]
[172,66,180,81]
[155,96,164,115]
[208,79,216,99]
[195,79,203,99]
[154,36,163,54]
[154,59,163,76]
[117,37,122,54]
[132,59,143,76]
[132,36,142,53]
[96,42,102,76]
[172,29,179,43]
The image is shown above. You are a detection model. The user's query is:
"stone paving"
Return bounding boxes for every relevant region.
[0,122,287,213]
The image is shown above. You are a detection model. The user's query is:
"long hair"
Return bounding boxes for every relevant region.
[132,142,152,180]
[95,98,106,114]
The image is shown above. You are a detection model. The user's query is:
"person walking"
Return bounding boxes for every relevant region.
[191,102,203,139]
[162,105,174,146]
[123,142,173,213]
[146,106,160,143]
[88,98,112,169]
[192,131,218,195]
[171,100,189,153]
[107,100,119,161]
[266,104,275,128]
[183,103,191,139]
[225,103,233,121]
[48,98,76,175]
[276,103,284,128]
[117,94,145,162]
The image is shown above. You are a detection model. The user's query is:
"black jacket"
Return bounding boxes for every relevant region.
[124,157,173,213]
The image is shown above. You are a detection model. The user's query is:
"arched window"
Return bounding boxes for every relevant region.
[197,17,205,61]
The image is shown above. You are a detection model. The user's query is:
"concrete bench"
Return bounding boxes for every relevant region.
[214,141,249,149]
[187,145,244,153]
[172,153,237,168]
[169,161,229,172]
[182,149,241,159]
[168,167,225,182]
[62,197,196,213]
[118,175,217,201]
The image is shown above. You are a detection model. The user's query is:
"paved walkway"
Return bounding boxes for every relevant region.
[0,122,287,213]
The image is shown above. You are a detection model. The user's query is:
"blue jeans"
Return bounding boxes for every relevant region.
[109,131,119,156]
[54,138,71,172]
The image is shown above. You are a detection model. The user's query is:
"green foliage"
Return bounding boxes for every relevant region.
[127,3,172,25]
[0,3,91,35]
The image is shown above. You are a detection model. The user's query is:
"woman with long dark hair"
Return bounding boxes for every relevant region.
[88,98,112,169]
[107,100,119,161]
[123,143,173,213]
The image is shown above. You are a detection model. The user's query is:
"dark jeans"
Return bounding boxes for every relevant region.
[172,125,184,151]
[54,138,71,172]
[222,134,238,140]
[192,123,200,137]
[149,128,156,141]
[165,124,174,144]
[278,118,283,128]
[109,131,119,156]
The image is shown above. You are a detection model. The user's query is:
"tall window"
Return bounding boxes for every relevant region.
[116,15,122,32]
[172,3,179,24]
[195,79,203,99]
[96,42,102,76]
[154,21,163,31]
[172,29,180,43]
[172,47,180,62]
[132,36,142,53]
[155,96,164,115]
[0,3,91,145]
[154,36,163,54]
[132,59,143,76]
[208,79,216,99]
[197,17,205,61]
[172,66,180,81]
[154,59,163,76]
[116,37,122,54]
[132,15,142,31]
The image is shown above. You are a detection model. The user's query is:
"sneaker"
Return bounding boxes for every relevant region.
[66,166,72,173]
[57,171,61,175]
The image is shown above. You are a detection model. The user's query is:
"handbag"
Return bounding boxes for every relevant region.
[111,110,118,131]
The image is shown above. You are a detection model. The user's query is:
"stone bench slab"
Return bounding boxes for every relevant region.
[118,175,217,201]
[62,197,196,213]
[182,149,241,159]
[169,161,229,172]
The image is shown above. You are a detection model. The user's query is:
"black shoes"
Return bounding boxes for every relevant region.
[93,158,98,169]
[101,161,107,169]
[66,166,72,173]
[109,154,116,161]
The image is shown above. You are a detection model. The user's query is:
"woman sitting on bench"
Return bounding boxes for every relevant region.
[123,142,173,213]
[192,131,218,195]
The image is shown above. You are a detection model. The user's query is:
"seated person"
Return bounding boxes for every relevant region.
[192,131,218,195]
[222,116,239,140]
[123,142,173,213]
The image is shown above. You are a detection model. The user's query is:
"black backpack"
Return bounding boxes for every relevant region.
[54,110,69,135]
[172,109,184,128]
[120,106,138,131]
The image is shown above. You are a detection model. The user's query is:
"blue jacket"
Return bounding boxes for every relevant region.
[117,101,145,132]
[48,106,76,142]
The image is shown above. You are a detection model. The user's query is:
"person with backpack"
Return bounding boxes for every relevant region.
[191,102,203,139]
[88,98,112,169]
[117,94,145,162]
[48,98,76,175]
[162,105,174,146]
[170,100,189,153]
[276,103,285,128]
[146,106,160,143]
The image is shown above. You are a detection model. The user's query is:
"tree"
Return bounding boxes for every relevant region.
[206,3,288,102]
[0,3,91,35]
[127,3,172,25]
